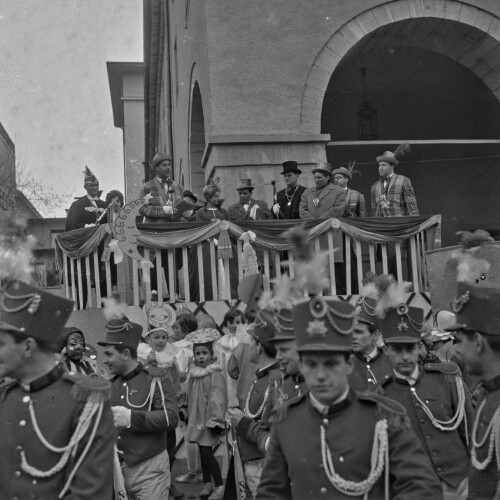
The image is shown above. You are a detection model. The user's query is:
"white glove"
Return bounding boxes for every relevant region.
[272,204,280,215]
[163,205,174,215]
[85,223,96,227]
[112,406,131,428]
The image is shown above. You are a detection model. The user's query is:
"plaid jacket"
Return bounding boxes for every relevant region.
[345,188,366,217]
[227,198,271,221]
[139,177,184,222]
[371,174,419,217]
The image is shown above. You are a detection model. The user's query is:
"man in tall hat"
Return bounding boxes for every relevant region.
[371,278,472,500]
[272,161,307,220]
[299,162,346,219]
[256,296,441,500]
[139,152,185,223]
[226,308,278,498]
[99,299,179,498]
[0,280,115,499]
[447,278,500,498]
[65,166,107,231]
[370,144,418,217]
[332,164,366,218]
[349,297,392,392]
[228,178,271,221]
[228,307,306,455]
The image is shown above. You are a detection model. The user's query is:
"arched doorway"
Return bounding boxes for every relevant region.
[301,1,500,245]
[189,81,206,194]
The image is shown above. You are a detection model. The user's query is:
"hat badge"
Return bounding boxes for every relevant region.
[307,319,327,338]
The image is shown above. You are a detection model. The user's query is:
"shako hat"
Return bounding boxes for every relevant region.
[312,162,334,176]
[236,178,254,191]
[268,308,295,342]
[83,166,99,185]
[0,280,74,343]
[355,296,378,329]
[293,297,356,353]
[251,309,278,355]
[280,161,302,175]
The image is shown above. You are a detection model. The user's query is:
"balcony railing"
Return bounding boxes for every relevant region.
[55,209,441,310]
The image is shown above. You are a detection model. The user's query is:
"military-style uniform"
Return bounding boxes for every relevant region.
[0,364,114,500]
[256,389,442,500]
[110,363,179,466]
[376,363,472,489]
[349,348,392,392]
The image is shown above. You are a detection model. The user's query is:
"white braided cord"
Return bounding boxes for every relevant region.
[321,418,389,497]
[244,380,270,419]
[410,377,466,432]
[471,399,500,471]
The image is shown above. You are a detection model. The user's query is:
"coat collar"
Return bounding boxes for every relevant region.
[22,363,66,392]
[115,362,143,382]
[483,374,500,393]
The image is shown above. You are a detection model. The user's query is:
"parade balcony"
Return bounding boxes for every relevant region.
[55,201,441,312]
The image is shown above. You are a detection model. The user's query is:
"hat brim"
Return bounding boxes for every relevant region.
[280,169,302,175]
[0,320,23,334]
[357,317,376,327]
[236,186,254,191]
[376,156,398,166]
[311,168,332,176]
[445,324,470,332]
[332,170,352,180]
[297,343,352,353]
[384,337,420,344]
[269,334,296,343]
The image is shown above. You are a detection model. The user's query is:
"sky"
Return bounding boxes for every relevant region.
[0,0,143,216]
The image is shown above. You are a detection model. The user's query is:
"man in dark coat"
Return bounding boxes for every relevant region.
[0,280,114,500]
[99,307,179,499]
[349,297,392,392]
[373,294,471,499]
[256,296,442,500]
[271,161,306,220]
[228,179,271,221]
[139,152,184,223]
[65,166,107,231]
[448,280,500,500]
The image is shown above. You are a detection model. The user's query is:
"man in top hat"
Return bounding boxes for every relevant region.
[272,161,307,220]
[227,309,278,498]
[256,296,442,500]
[99,305,179,499]
[373,285,472,500]
[140,152,185,223]
[228,308,306,455]
[299,162,346,220]
[332,166,366,218]
[228,178,271,221]
[65,166,107,231]
[371,149,418,217]
[0,280,115,500]
[447,280,500,500]
[349,297,392,392]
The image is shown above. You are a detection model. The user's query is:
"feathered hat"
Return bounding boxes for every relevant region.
[83,166,99,185]
[376,142,411,167]
[332,160,360,181]
[363,274,423,343]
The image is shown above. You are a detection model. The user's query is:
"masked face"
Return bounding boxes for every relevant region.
[66,332,85,362]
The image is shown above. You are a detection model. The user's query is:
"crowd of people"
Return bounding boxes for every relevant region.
[1,207,500,500]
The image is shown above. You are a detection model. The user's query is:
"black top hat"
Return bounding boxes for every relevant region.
[0,280,74,343]
[280,161,302,175]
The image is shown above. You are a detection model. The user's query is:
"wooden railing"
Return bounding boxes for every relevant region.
[56,216,441,310]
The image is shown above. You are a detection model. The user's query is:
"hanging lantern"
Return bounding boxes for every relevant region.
[357,67,379,140]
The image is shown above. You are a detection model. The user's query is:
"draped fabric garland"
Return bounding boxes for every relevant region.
[55,216,441,263]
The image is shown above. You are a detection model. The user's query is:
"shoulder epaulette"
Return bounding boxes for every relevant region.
[424,362,460,376]
[143,364,169,380]
[63,372,112,402]
[267,368,283,385]
[379,374,394,388]
[269,393,306,424]
[358,392,410,430]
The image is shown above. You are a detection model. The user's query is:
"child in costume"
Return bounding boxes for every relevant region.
[186,330,227,500]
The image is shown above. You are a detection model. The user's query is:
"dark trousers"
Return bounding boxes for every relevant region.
[199,445,223,486]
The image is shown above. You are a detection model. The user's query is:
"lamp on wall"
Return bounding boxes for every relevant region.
[357,67,378,140]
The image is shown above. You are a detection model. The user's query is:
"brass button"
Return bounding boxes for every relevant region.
[322,418,329,426]
[320,487,327,494]
[14,471,21,478]
[19,420,26,427]
[120,395,125,399]
[15,445,23,452]
[22,395,30,403]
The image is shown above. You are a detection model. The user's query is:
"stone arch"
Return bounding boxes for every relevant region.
[300,0,500,133]
[188,64,207,194]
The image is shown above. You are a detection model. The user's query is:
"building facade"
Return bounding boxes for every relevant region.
[144,0,500,245]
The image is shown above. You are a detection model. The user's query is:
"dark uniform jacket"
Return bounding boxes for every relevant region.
[273,185,307,220]
[110,363,179,466]
[0,364,114,500]
[375,363,472,488]
[65,195,107,231]
[256,389,442,500]
[238,372,306,454]
[349,348,393,392]
[228,198,271,221]
[469,375,500,500]
[139,177,184,223]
